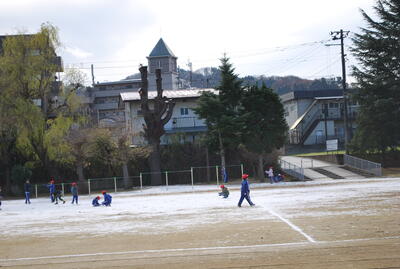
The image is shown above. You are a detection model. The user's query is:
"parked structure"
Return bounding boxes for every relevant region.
[281,90,358,145]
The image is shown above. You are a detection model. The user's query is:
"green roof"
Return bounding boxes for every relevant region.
[149,38,175,57]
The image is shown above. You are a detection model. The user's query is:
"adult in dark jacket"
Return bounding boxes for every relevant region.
[238,174,255,207]
[71,182,78,204]
[101,191,112,206]
[24,180,31,204]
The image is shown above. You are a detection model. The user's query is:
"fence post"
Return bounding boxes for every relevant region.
[114,177,117,193]
[88,179,91,196]
[61,183,64,194]
[240,164,244,177]
[216,165,219,186]
[139,173,143,191]
[35,184,38,198]
[191,167,194,190]
[165,171,169,190]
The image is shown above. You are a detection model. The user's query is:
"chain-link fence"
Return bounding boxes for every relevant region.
[344,154,382,176]
[86,164,243,195]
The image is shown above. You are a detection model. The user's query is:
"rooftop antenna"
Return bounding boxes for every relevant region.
[187,60,192,88]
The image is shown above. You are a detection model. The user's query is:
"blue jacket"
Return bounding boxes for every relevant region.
[241,179,250,194]
[46,183,55,193]
[102,193,112,205]
[92,198,100,206]
[71,186,78,196]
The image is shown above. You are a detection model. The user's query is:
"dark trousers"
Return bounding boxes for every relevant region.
[25,192,31,204]
[238,193,254,206]
[72,195,78,204]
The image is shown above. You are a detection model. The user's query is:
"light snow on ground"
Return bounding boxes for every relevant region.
[0,178,399,237]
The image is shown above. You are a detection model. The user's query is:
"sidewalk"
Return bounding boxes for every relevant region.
[281,156,365,181]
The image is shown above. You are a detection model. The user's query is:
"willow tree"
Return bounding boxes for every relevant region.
[139,66,175,185]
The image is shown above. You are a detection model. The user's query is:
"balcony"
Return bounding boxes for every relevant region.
[165,117,207,133]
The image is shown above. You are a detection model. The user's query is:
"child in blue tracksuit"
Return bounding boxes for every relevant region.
[238,174,255,207]
[101,191,112,206]
[92,196,100,207]
[71,182,78,204]
[46,180,56,202]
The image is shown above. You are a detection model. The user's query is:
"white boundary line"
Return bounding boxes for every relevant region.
[1,236,399,263]
[266,208,316,243]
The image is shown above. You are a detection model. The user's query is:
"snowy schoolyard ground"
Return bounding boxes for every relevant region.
[1,177,400,268]
[1,178,399,237]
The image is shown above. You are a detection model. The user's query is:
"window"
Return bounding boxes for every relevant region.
[329,102,339,108]
[180,108,189,115]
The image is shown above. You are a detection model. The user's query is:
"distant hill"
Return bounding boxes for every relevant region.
[125,67,341,95]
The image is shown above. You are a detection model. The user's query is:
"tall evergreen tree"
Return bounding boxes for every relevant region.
[350,0,400,160]
[239,84,288,180]
[194,56,242,172]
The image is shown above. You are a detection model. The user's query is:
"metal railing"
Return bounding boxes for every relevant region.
[343,154,382,176]
[279,158,305,181]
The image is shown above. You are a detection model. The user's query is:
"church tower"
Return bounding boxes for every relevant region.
[147,38,178,90]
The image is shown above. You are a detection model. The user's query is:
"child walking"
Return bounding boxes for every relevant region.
[238,174,255,207]
[54,189,66,204]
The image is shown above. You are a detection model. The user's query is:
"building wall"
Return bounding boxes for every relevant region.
[284,99,314,128]
[303,120,335,145]
[127,98,206,145]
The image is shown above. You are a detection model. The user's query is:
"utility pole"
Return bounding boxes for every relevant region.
[331,29,350,153]
[91,64,95,86]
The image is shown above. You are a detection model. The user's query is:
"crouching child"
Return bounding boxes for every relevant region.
[101,191,112,206]
[218,185,229,198]
[92,196,100,207]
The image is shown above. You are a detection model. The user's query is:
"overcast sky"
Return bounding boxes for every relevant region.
[0,0,376,84]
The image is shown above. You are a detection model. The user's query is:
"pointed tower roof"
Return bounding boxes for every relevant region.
[149,38,176,57]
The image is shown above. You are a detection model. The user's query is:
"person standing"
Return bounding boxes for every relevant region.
[45,179,56,202]
[267,167,274,184]
[24,180,31,204]
[71,182,78,204]
[238,174,255,207]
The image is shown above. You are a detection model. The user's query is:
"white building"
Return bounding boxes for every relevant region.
[121,89,217,145]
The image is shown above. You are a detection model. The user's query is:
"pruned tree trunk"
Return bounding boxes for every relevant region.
[257,154,264,181]
[149,142,162,185]
[205,147,210,183]
[122,161,130,189]
[218,130,226,173]
[76,163,85,181]
[139,66,175,186]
